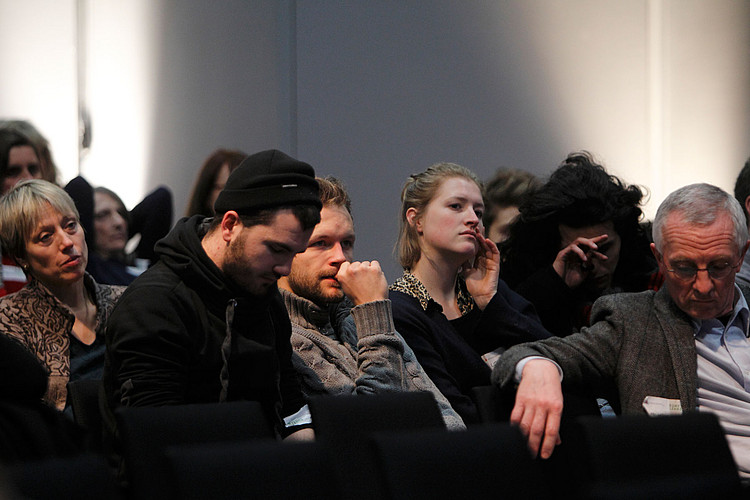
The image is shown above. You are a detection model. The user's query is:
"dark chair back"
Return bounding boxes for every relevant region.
[370,423,550,500]
[6,453,124,500]
[115,401,275,500]
[166,440,341,500]
[308,392,446,500]
[563,412,743,499]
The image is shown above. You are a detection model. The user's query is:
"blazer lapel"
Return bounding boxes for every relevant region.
[652,287,697,411]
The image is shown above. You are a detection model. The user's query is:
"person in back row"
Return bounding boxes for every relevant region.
[0,128,45,295]
[278,177,464,429]
[499,152,660,337]
[482,167,540,245]
[186,148,247,217]
[733,156,750,287]
[104,149,321,441]
[64,177,173,285]
[388,162,551,424]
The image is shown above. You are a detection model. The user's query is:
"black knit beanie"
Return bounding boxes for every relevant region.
[213,149,321,215]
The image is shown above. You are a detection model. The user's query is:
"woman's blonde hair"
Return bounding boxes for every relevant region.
[0,179,80,260]
[395,162,481,270]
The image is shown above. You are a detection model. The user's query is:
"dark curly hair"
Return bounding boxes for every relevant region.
[733,156,750,224]
[499,151,655,292]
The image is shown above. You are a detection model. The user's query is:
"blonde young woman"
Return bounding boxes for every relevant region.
[389,163,550,423]
[0,180,124,411]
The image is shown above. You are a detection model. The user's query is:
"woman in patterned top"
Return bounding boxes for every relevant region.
[388,163,550,423]
[0,180,124,411]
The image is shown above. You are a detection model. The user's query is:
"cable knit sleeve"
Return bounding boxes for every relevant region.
[349,299,408,394]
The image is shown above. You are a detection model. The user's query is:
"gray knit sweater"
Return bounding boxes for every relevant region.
[281,289,465,430]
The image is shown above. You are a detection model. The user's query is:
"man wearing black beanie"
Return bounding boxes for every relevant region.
[103,150,322,448]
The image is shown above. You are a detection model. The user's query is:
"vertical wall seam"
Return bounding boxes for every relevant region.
[647,0,665,210]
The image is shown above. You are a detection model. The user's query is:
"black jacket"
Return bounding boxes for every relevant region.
[389,278,551,424]
[103,216,305,436]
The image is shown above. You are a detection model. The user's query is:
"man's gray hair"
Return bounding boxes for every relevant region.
[652,183,749,253]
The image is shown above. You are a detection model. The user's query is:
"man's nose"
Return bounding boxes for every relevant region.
[275,258,294,277]
[329,243,347,264]
[692,270,715,295]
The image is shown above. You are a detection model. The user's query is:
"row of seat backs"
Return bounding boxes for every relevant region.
[37,384,745,500]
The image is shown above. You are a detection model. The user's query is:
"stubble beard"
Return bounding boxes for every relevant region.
[288,269,344,307]
[223,234,276,298]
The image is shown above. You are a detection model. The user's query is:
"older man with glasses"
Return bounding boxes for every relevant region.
[492,183,750,481]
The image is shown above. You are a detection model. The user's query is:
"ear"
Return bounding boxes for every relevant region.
[220,211,242,244]
[406,207,422,233]
[14,255,27,270]
[744,196,750,226]
[650,243,663,267]
[738,241,750,267]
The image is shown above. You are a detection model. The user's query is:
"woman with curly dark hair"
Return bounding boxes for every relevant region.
[499,151,661,337]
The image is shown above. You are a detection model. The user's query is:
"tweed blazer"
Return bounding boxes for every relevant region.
[491,286,748,414]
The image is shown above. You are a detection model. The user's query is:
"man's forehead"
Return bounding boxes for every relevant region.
[314,205,354,234]
[662,211,738,253]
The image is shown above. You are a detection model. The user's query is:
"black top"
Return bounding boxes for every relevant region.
[389,274,550,424]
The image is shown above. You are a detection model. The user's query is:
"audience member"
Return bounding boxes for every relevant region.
[734,156,750,287]
[0,120,58,184]
[499,151,660,337]
[278,177,464,429]
[0,128,45,294]
[186,148,247,217]
[483,168,540,244]
[65,177,173,285]
[103,149,321,441]
[493,183,750,480]
[0,180,124,411]
[389,162,551,424]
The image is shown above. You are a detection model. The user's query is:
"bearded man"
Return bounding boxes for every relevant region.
[277,177,463,429]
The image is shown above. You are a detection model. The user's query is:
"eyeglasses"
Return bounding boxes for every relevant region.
[665,261,740,282]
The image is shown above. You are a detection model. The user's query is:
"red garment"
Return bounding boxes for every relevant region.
[0,254,27,296]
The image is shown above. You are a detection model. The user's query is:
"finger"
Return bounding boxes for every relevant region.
[485,237,500,256]
[539,410,561,459]
[591,233,609,244]
[510,401,526,428]
[588,250,609,261]
[527,409,551,459]
[565,244,588,262]
[338,261,350,275]
[574,237,605,253]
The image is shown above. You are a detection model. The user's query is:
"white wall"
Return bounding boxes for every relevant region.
[295,0,750,278]
[0,0,79,181]
[2,0,749,279]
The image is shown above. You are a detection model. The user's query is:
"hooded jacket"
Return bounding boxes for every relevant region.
[103,216,305,436]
